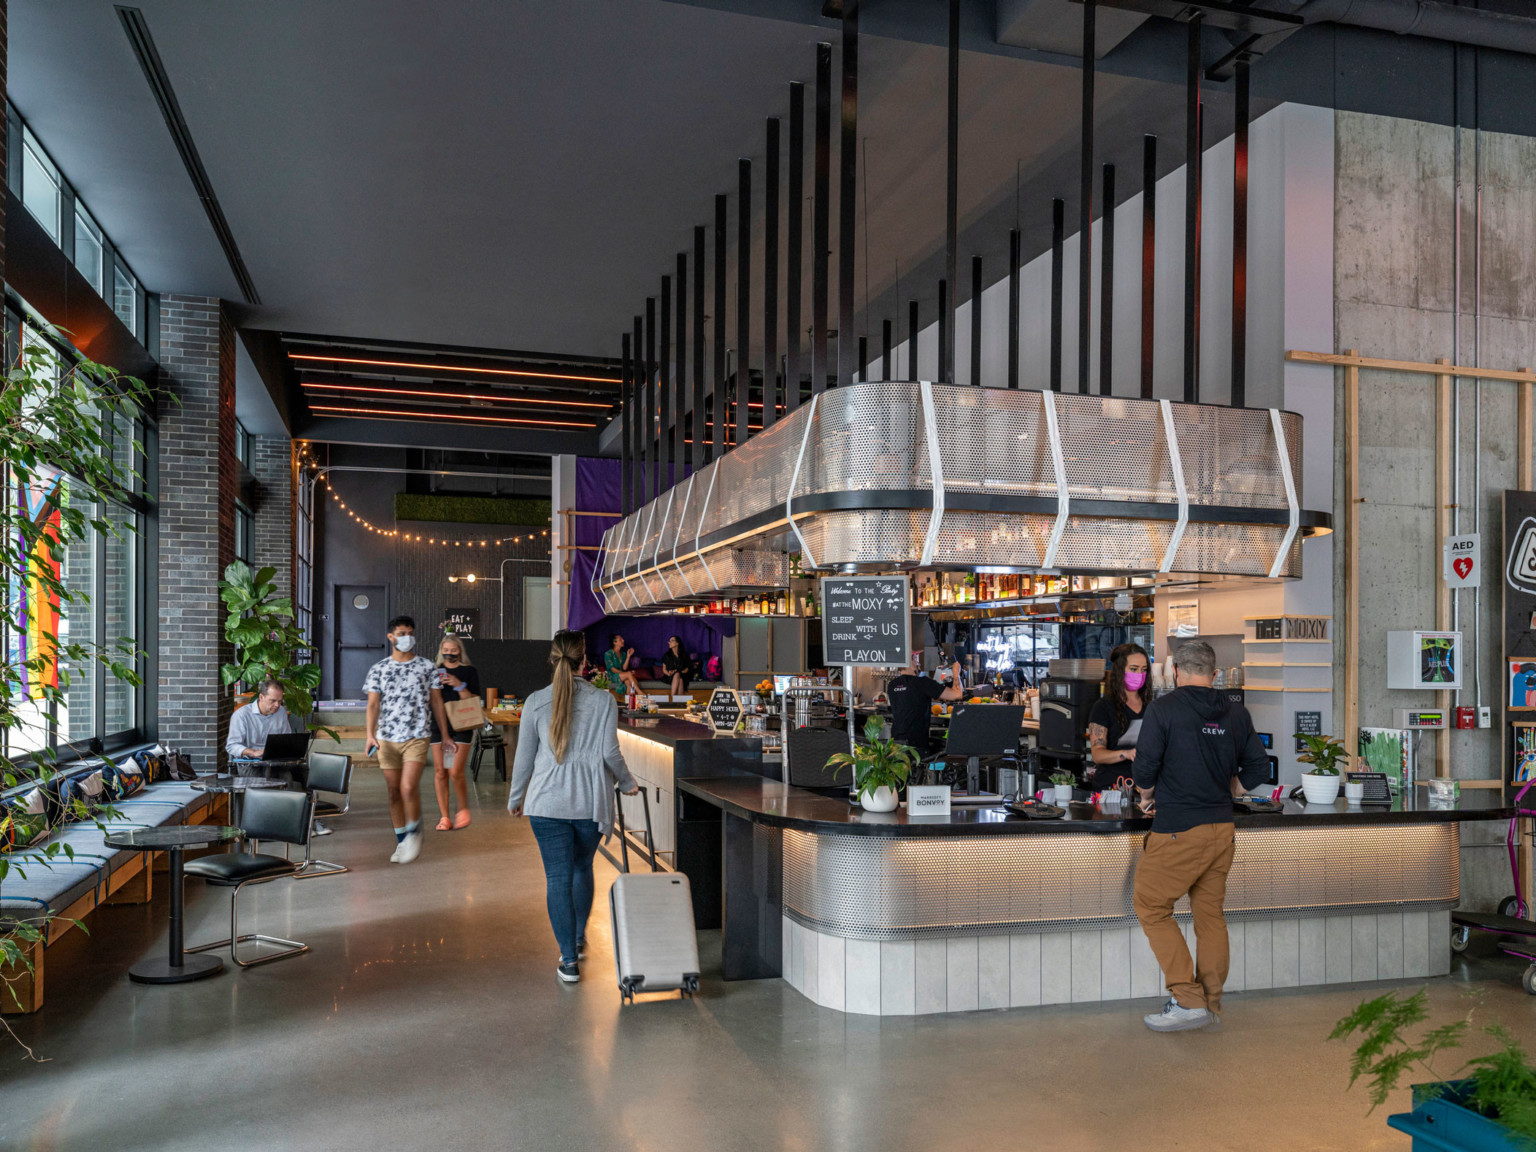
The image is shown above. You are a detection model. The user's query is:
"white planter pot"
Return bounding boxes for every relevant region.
[1344,781,1366,805]
[1301,772,1343,805]
[860,785,899,813]
[1053,784,1075,805]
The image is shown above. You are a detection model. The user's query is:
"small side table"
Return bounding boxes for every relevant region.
[103,825,243,984]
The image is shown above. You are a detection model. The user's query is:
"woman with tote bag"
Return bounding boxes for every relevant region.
[431,635,484,830]
[509,630,639,983]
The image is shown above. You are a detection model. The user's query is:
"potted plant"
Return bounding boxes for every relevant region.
[1331,987,1536,1149]
[219,561,330,741]
[1049,771,1076,805]
[826,716,917,813]
[1295,732,1347,805]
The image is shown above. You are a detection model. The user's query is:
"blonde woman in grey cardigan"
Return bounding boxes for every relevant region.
[509,630,639,983]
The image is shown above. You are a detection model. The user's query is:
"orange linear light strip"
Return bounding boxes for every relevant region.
[290,352,618,384]
[310,405,593,429]
[300,380,610,409]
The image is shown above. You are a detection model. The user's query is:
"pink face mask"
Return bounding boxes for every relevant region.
[1123,670,1148,692]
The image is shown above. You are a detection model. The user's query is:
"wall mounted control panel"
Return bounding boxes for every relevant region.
[1393,709,1447,730]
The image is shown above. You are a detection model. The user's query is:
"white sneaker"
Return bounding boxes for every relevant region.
[397,831,422,864]
[390,840,403,863]
[1143,997,1214,1032]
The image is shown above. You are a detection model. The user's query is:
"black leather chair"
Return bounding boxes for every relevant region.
[469,725,507,783]
[186,788,314,967]
[296,752,352,880]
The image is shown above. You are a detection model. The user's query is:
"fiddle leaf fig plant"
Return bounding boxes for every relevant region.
[827,715,918,801]
[219,561,325,729]
[1295,732,1349,776]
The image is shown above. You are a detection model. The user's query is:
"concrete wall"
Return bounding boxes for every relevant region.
[1333,111,1536,911]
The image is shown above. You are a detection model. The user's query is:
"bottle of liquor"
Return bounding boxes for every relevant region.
[777,589,788,615]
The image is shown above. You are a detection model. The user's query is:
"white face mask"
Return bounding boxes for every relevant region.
[393,634,416,653]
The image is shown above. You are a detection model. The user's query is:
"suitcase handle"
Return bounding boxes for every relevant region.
[614,784,658,873]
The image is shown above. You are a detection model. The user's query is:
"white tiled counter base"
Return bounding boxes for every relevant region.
[781,910,1452,1015]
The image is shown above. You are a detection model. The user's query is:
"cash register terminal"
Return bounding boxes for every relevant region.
[944,703,1026,803]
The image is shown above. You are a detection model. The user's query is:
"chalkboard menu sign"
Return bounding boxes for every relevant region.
[707,687,743,733]
[820,576,910,667]
[1294,710,1322,753]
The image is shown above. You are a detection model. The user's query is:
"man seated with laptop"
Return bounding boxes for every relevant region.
[226,679,327,832]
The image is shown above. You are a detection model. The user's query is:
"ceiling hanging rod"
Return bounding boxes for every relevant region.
[837,1,859,388]
[764,116,781,428]
[812,42,832,397]
[944,0,959,385]
[1078,0,1097,395]
[787,82,806,414]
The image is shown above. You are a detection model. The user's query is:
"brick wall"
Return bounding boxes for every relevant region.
[252,435,293,599]
[156,295,236,773]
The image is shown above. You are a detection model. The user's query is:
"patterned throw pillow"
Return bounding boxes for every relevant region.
[1,787,51,851]
[65,769,109,817]
[108,757,146,799]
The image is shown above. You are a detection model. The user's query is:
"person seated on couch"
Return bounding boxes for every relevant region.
[604,633,642,696]
[662,635,697,697]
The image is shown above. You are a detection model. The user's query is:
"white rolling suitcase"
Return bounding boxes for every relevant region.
[610,785,700,1003]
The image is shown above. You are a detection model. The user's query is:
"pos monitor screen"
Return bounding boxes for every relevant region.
[946,704,1026,758]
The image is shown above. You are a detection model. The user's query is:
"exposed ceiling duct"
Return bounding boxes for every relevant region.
[1278,0,1536,53]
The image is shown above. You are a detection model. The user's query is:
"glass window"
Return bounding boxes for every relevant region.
[105,501,137,735]
[235,421,252,469]
[74,205,104,293]
[21,128,60,242]
[113,262,138,333]
[59,492,99,747]
[235,501,254,565]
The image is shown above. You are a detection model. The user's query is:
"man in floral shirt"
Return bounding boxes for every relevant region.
[364,615,456,864]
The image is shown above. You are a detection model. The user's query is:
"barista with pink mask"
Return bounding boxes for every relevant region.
[1086,642,1152,791]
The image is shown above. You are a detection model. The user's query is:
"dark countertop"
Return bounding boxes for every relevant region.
[677,777,1513,837]
[617,716,760,748]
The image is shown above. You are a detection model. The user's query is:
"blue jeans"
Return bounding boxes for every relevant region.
[528,817,603,963]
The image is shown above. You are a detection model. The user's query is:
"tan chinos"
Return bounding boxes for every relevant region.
[1132,822,1237,1014]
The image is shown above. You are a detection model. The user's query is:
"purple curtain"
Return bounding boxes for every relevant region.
[568,457,732,672]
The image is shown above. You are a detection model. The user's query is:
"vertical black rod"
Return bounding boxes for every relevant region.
[1078,0,1096,394]
[675,254,687,473]
[644,301,656,500]
[737,159,752,444]
[660,274,672,490]
[633,316,644,505]
[970,255,983,387]
[937,280,948,381]
[787,82,805,414]
[944,0,959,385]
[1008,229,1021,388]
[857,335,868,380]
[1231,58,1250,408]
[648,294,660,497]
[1183,15,1203,404]
[1141,134,1156,398]
[1100,163,1115,396]
[764,117,780,428]
[838,5,859,387]
[621,332,632,513]
[1050,198,1064,391]
[882,318,892,380]
[908,299,920,381]
[693,225,706,471]
[812,43,832,396]
[714,194,728,460]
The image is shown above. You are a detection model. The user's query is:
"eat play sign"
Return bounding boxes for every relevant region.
[1444,534,1480,588]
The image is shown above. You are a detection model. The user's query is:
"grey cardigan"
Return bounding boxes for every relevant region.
[508,678,636,832]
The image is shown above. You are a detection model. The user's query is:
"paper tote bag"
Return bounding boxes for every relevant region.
[445,696,486,731]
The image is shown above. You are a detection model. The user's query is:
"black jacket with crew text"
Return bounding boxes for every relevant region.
[1131,685,1270,834]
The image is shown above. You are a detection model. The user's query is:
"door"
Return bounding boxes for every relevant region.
[335,584,389,699]
[522,575,551,640]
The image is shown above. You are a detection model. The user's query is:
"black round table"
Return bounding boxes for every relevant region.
[193,774,289,825]
[103,825,243,984]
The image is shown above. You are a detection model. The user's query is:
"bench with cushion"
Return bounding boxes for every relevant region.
[1,757,224,1013]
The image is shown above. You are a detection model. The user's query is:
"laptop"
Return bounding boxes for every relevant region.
[260,731,313,763]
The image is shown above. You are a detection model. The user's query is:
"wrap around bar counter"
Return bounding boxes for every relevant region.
[670,770,1510,1017]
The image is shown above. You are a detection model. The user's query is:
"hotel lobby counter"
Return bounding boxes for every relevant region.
[673,777,1506,1014]
[675,777,1511,835]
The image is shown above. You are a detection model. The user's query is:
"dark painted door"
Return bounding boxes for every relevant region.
[335,584,389,699]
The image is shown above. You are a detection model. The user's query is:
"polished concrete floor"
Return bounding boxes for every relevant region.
[4,769,1535,1152]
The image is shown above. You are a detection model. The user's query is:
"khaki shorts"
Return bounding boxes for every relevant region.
[376,737,431,771]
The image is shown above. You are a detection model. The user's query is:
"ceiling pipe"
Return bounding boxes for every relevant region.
[1263,0,1536,54]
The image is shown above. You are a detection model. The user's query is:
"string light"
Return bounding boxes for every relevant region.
[321,479,552,547]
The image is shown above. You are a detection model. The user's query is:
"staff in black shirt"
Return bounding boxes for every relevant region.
[887,651,964,757]
[1086,642,1151,789]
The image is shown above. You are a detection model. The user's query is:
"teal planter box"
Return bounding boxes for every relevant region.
[1387,1082,1527,1152]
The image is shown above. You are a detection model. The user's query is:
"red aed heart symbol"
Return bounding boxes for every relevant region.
[1453,557,1474,580]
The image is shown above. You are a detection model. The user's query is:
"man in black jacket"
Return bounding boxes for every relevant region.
[1132,640,1269,1032]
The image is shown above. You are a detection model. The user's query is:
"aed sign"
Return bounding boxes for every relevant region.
[905,784,951,818]
[1444,533,1481,589]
